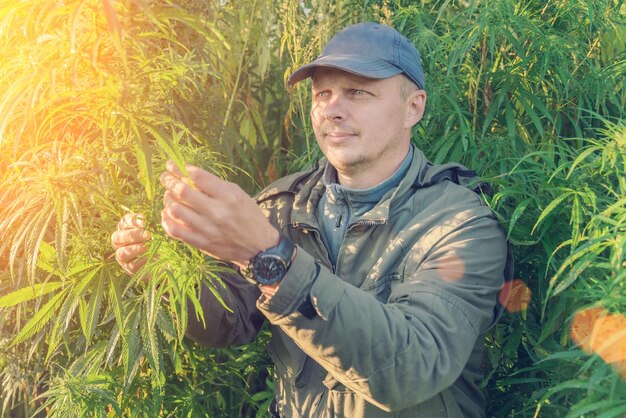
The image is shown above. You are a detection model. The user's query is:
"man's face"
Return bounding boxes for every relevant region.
[310,68,426,188]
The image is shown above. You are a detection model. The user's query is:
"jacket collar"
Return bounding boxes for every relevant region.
[291,147,430,226]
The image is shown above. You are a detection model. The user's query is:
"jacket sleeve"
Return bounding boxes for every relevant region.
[256,210,507,412]
[185,270,265,347]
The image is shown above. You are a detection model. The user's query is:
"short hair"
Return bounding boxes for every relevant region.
[398,74,420,100]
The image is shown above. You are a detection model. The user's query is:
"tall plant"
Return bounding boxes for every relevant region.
[367,1,626,416]
[1,0,625,416]
[0,0,287,416]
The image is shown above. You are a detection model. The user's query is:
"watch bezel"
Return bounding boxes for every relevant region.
[252,254,289,285]
[247,234,294,285]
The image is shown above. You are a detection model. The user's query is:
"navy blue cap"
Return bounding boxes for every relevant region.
[288,22,425,90]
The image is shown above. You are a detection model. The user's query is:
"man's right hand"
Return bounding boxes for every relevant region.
[111,213,151,276]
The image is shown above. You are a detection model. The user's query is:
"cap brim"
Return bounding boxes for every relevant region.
[287,55,402,86]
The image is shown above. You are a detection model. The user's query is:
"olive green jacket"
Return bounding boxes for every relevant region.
[186,148,508,418]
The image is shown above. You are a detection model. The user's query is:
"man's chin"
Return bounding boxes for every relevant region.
[326,153,365,173]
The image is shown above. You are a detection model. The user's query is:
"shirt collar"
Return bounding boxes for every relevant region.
[322,146,414,206]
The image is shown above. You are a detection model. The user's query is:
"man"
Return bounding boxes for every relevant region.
[111,22,507,418]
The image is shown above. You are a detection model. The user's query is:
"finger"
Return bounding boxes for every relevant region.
[115,243,148,263]
[161,208,215,255]
[159,171,182,190]
[111,228,151,249]
[124,257,147,275]
[161,204,199,239]
[160,173,211,212]
[162,190,207,227]
[165,160,185,178]
[166,160,226,198]
[117,213,145,230]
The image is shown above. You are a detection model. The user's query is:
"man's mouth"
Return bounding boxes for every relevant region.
[324,130,357,138]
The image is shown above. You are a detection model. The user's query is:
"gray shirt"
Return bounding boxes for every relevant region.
[317,146,414,268]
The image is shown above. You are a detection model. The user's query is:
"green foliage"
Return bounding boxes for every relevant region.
[384,1,626,416]
[0,0,625,417]
[0,0,279,416]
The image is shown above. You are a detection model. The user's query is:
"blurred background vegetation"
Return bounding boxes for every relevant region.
[0,0,625,416]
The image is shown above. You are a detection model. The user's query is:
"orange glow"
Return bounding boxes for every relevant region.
[591,314,626,363]
[570,307,626,377]
[440,254,466,283]
[570,307,606,354]
[499,279,532,313]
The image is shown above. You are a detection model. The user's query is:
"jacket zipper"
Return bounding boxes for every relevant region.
[332,220,387,274]
[348,219,387,230]
[293,220,387,274]
[292,222,336,273]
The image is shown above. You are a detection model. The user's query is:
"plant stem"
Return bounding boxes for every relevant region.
[218,0,259,145]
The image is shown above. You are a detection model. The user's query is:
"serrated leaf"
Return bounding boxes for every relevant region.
[140,307,162,386]
[83,270,105,345]
[66,259,100,278]
[0,281,64,308]
[532,191,573,235]
[141,121,188,177]
[156,307,176,342]
[105,324,121,368]
[108,277,125,334]
[552,255,595,296]
[12,288,68,346]
[46,267,101,362]
[507,197,532,239]
[79,297,88,342]
[505,98,516,140]
[134,138,155,201]
[122,305,143,389]
[519,92,544,136]
[567,145,601,179]
[36,241,56,273]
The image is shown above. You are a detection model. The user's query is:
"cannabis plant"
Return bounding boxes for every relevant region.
[1,0,625,417]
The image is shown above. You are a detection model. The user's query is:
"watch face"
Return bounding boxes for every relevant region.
[253,254,288,285]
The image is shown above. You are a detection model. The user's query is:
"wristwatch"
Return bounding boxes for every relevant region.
[247,234,295,285]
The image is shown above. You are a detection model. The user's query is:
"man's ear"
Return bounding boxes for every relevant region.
[405,90,427,129]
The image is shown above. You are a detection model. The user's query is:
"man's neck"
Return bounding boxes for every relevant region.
[326,145,414,190]
[335,146,412,189]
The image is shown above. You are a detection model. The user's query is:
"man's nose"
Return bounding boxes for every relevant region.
[322,94,347,121]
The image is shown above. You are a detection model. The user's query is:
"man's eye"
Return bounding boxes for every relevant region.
[352,89,367,96]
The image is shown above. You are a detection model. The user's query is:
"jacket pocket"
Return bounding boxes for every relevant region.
[268,332,307,378]
[322,377,360,417]
[269,338,328,417]
[267,339,310,390]
[267,336,309,417]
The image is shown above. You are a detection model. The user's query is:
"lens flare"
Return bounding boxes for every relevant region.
[498,279,532,313]
[571,307,626,378]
